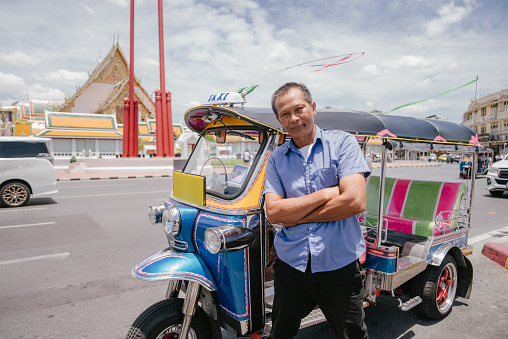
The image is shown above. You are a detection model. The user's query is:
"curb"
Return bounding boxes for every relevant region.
[481,239,508,269]
[57,174,171,181]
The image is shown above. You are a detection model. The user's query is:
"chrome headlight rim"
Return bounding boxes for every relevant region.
[147,203,166,224]
[162,203,181,236]
[204,228,225,254]
[204,224,256,254]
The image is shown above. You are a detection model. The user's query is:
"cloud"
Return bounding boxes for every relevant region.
[425,1,474,36]
[26,84,65,102]
[0,51,40,66]
[382,55,431,68]
[265,43,290,64]
[362,64,380,76]
[45,70,89,83]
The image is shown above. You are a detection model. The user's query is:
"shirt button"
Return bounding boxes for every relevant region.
[303,162,306,166]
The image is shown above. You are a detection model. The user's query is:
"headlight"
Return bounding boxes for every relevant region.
[162,204,181,236]
[488,168,499,175]
[147,203,166,224]
[204,225,256,254]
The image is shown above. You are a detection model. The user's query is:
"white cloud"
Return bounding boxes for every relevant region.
[382,55,431,68]
[425,1,474,36]
[0,51,40,66]
[45,70,89,83]
[26,84,65,101]
[0,72,26,89]
[265,43,290,64]
[361,64,380,76]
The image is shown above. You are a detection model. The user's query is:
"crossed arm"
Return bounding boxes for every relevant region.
[265,173,366,227]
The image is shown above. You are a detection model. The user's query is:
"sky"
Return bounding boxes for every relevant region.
[1,0,507,124]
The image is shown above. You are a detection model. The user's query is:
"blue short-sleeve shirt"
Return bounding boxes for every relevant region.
[265,126,371,273]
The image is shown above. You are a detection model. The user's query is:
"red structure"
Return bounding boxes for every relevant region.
[123,0,139,157]
[156,0,175,157]
[123,0,174,157]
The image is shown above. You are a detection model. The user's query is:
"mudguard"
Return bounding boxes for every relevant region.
[132,248,217,291]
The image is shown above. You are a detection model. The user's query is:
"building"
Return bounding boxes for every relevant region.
[56,42,155,123]
[462,89,508,155]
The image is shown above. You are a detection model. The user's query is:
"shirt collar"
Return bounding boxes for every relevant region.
[285,125,323,155]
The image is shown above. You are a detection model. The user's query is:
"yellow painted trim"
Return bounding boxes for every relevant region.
[463,247,473,256]
[42,130,121,137]
[50,116,114,129]
[173,171,206,206]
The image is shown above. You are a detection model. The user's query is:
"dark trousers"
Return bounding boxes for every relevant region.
[270,258,368,339]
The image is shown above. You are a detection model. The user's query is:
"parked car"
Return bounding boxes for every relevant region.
[486,154,508,196]
[447,154,461,163]
[0,137,58,207]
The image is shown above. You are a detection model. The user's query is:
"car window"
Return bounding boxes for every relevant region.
[0,141,49,158]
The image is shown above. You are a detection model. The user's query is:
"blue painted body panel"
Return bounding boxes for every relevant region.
[193,211,251,321]
[132,249,217,291]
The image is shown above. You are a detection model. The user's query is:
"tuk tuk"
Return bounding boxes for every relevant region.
[459,148,493,179]
[127,92,478,339]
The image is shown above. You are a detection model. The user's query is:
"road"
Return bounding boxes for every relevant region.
[0,163,506,338]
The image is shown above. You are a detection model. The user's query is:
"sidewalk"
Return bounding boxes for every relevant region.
[482,236,508,269]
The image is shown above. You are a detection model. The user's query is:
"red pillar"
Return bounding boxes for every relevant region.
[122,98,130,157]
[154,90,163,157]
[166,90,175,156]
[128,0,138,157]
[133,99,139,156]
[158,0,172,157]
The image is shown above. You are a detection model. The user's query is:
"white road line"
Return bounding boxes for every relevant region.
[0,207,47,213]
[57,184,137,188]
[469,226,508,244]
[0,221,56,230]
[0,252,70,265]
[56,190,168,199]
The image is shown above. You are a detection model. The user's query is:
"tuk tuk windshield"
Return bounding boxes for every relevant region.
[183,127,265,199]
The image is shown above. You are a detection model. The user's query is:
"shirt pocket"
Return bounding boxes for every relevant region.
[311,166,339,191]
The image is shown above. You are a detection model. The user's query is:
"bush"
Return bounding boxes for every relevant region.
[70,156,77,163]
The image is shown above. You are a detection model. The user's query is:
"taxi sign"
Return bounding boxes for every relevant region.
[206,92,246,105]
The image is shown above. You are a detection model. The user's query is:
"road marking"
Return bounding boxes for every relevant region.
[0,221,56,230]
[469,226,508,244]
[0,207,47,213]
[0,252,70,265]
[56,190,168,199]
[57,184,137,188]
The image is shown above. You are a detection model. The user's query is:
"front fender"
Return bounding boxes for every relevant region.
[132,248,217,291]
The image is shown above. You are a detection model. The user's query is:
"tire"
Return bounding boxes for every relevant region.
[490,190,504,197]
[411,255,458,319]
[126,298,212,339]
[0,181,30,207]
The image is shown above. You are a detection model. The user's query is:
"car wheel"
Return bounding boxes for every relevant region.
[489,190,504,197]
[0,181,31,207]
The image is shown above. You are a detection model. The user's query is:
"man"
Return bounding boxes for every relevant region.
[264,82,370,339]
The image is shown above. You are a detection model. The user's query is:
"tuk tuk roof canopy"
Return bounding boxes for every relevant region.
[185,105,478,146]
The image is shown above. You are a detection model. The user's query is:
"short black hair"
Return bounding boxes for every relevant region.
[271,82,313,116]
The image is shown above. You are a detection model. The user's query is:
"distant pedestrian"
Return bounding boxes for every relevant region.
[243,149,251,165]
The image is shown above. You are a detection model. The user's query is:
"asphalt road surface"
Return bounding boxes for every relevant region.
[0,163,506,338]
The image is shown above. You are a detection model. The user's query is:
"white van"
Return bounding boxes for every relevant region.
[0,137,58,207]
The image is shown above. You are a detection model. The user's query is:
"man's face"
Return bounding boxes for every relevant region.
[274,87,316,146]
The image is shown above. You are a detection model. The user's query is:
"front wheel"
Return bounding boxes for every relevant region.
[411,254,458,319]
[126,298,212,339]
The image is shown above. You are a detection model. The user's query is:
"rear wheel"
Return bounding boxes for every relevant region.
[126,298,212,339]
[411,255,458,319]
[0,181,30,207]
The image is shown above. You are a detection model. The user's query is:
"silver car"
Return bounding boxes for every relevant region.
[0,137,58,207]
[486,154,508,196]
